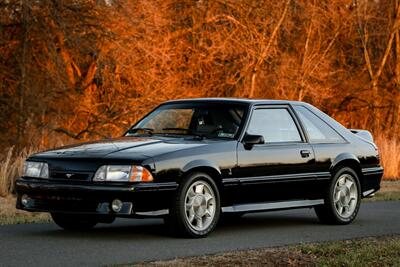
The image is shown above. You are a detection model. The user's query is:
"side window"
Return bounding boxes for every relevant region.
[247,108,302,143]
[294,106,344,143]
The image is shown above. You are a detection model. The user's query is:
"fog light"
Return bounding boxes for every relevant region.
[21,194,30,207]
[111,199,123,212]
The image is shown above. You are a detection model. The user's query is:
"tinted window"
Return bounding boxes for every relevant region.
[294,106,344,143]
[128,103,246,139]
[247,108,302,143]
[141,109,194,130]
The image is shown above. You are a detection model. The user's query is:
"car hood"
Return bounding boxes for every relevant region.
[30,137,208,161]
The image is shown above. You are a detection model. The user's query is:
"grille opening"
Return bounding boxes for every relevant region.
[50,171,92,181]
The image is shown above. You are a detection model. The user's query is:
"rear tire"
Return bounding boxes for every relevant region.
[51,213,98,230]
[315,167,361,224]
[165,172,220,238]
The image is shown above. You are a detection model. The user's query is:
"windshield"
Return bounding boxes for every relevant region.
[126,103,247,139]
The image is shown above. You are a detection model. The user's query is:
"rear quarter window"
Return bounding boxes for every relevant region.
[294,106,345,144]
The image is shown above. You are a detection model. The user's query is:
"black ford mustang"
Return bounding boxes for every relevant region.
[16,98,383,237]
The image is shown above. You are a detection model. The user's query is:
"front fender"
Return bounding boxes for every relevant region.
[182,159,222,175]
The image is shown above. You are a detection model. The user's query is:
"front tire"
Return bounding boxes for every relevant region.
[165,172,220,238]
[51,213,98,230]
[315,167,361,224]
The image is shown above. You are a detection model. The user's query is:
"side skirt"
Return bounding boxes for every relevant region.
[131,199,325,217]
[221,199,324,213]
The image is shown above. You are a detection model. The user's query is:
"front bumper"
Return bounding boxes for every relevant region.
[15,177,178,216]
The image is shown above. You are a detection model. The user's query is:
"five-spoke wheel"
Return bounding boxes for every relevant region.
[315,167,361,224]
[333,174,358,219]
[184,181,216,232]
[165,172,220,237]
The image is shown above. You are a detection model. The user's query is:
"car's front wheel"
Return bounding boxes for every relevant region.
[51,213,98,230]
[315,167,361,224]
[165,172,220,237]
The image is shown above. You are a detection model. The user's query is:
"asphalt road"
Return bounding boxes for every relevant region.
[1,201,399,267]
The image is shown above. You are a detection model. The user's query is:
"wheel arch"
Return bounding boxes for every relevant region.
[181,160,223,198]
[182,160,221,175]
[330,153,363,185]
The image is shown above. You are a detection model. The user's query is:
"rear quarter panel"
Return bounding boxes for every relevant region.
[304,104,382,194]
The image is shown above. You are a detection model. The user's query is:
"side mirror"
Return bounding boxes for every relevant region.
[243,133,264,149]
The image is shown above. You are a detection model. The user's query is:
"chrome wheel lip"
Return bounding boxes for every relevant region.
[184,180,216,232]
[333,174,358,219]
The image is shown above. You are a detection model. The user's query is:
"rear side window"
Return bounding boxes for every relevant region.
[294,106,344,143]
[247,108,302,143]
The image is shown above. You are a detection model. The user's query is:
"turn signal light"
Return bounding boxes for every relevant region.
[130,166,154,182]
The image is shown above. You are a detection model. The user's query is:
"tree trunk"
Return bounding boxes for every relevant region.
[17,0,28,149]
[394,0,400,136]
[248,0,290,98]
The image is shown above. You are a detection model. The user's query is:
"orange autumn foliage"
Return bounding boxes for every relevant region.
[0,0,399,181]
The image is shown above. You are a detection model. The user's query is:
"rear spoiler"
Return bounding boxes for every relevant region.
[350,129,374,142]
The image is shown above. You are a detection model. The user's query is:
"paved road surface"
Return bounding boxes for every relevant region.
[1,201,399,266]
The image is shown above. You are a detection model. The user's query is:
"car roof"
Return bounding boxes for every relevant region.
[165,97,305,106]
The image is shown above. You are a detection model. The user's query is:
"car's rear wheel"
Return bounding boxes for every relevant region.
[315,167,361,224]
[165,172,220,237]
[51,213,98,230]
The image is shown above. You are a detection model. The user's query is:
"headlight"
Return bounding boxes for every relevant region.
[23,161,49,179]
[93,165,153,182]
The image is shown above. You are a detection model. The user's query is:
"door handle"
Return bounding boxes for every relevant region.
[300,150,311,158]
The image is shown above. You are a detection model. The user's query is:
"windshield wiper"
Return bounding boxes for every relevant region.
[127,127,154,135]
[162,128,206,139]
[162,127,192,133]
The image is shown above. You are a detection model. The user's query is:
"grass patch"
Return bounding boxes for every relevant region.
[375,138,400,180]
[134,236,400,267]
[0,196,50,225]
[0,147,37,197]
[299,236,400,267]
